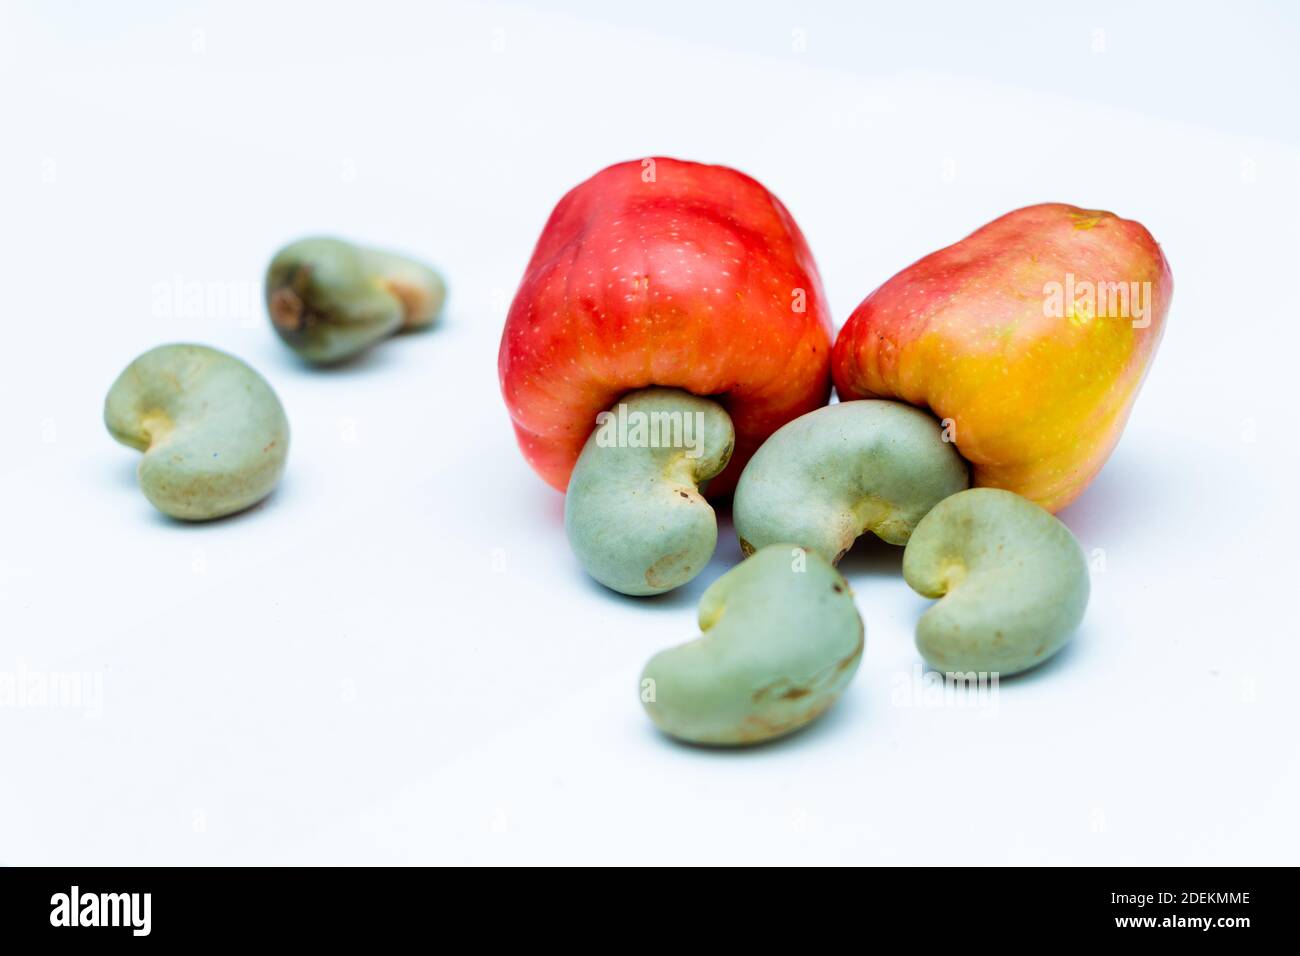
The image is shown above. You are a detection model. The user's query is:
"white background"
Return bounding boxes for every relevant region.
[1,0,1297,865]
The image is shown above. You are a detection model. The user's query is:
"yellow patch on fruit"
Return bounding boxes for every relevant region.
[1067,209,1108,230]
[1068,296,1095,327]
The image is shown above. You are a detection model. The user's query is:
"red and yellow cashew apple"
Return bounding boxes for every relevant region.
[832,203,1172,512]
[499,157,832,500]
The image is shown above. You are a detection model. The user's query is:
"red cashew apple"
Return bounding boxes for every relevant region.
[499,157,832,498]
[832,203,1172,512]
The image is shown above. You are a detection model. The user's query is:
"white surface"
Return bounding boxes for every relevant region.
[1,0,1297,865]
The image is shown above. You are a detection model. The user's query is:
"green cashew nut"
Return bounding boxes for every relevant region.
[564,388,734,596]
[265,237,446,364]
[104,344,290,521]
[733,400,969,564]
[903,488,1089,676]
[641,544,864,745]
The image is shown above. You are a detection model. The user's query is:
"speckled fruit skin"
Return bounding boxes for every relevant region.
[499,157,832,497]
[832,203,1172,512]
